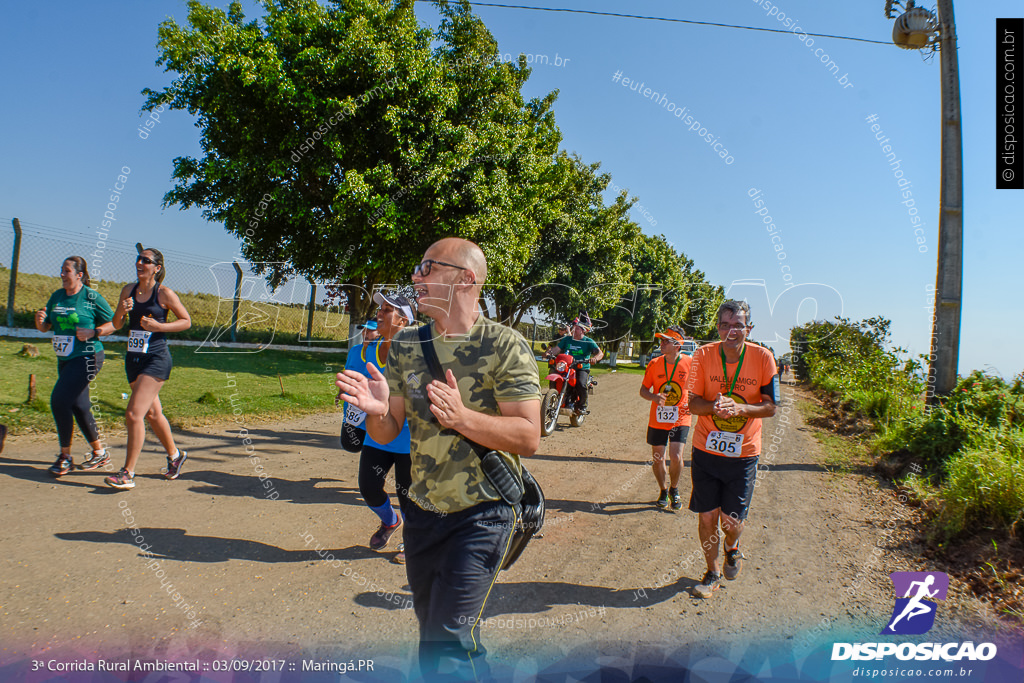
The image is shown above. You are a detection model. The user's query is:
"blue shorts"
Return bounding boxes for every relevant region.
[688,446,759,520]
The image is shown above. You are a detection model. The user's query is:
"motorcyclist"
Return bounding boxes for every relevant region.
[548,315,603,414]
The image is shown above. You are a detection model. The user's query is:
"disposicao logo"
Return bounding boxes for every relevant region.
[831,571,997,662]
[882,571,948,635]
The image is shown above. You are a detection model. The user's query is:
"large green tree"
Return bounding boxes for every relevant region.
[489,153,638,327]
[144,0,559,319]
[599,233,698,354]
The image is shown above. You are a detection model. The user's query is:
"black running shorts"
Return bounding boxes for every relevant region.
[646,425,690,447]
[688,446,758,520]
[126,349,173,383]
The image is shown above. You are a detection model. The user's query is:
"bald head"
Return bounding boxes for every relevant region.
[429,237,487,285]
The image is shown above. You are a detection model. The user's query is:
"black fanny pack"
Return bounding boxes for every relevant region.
[417,325,544,570]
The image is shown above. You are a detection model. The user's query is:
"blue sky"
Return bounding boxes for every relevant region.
[1,1,1020,376]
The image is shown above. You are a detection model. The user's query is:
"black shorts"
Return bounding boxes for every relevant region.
[646,425,690,447]
[688,446,758,520]
[126,349,173,383]
[340,423,365,453]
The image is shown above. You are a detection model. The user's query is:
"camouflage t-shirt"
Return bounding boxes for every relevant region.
[385,316,541,514]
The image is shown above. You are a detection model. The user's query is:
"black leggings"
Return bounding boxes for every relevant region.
[358,443,412,508]
[52,353,104,448]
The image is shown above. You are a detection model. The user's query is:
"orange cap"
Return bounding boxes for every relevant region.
[654,328,685,344]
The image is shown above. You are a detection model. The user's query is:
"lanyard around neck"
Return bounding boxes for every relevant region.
[663,354,680,386]
[361,340,384,367]
[719,344,746,397]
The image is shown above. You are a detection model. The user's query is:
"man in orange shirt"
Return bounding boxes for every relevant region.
[686,301,778,598]
[639,326,692,510]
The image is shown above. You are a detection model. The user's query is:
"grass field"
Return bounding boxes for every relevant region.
[1,335,645,438]
[0,338,344,437]
[0,266,355,343]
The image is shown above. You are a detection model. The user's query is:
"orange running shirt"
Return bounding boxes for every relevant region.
[687,341,777,457]
[642,353,692,429]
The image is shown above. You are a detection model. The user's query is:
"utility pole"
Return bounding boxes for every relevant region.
[930,0,963,403]
[885,0,963,403]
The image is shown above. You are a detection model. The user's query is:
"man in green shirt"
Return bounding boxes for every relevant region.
[551,315,603,414]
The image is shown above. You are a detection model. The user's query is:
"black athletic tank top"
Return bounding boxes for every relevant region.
[127,283,168,354]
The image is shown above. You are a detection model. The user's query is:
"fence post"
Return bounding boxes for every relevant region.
[135,242,144,255]
[306,282,317,342]
[230,262,243,343]
[7,218,23,327]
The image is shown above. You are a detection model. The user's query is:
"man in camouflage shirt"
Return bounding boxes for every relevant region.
[336,237,541,680]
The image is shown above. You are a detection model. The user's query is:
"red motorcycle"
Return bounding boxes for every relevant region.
[540,353,596,436]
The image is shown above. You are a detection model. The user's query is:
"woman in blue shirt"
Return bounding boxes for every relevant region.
[352,292,415,562]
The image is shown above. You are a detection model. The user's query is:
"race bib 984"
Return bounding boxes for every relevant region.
[344,403,367,427]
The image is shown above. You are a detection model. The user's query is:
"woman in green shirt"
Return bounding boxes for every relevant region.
[34,256,116,476]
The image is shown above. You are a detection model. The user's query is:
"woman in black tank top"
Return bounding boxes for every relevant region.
[105,248,193,490]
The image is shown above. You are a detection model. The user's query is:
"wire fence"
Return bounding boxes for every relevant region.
[2,217,653,362]
[0,217,357,347]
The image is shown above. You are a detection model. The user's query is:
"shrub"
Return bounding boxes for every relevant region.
[793,320,1024,538]
[791,316,923,426]
[937,436,1024,537]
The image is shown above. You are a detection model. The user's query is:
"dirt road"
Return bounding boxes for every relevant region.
[0,373,1013,680]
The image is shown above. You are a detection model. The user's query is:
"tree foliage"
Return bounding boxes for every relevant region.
[144,0,722,331]
[145,0,557,318]
[597,234,722,352]
[489,153,638,327]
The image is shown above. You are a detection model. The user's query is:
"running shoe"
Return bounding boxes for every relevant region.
[105,468,135,490]
[393,543,406,565]
[49,454,74,477]
[655,490,670,509]
[164,450,188,480]
[79,449,110,471]
[693,570,722,599]
[724,547,745,581]
[369,518,402,551]
[670,488,682,510]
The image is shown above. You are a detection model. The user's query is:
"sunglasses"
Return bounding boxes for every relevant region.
[136,256,156,265]
[413,259,468,278]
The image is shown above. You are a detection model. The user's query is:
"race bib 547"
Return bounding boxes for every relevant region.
[52,335,74,357]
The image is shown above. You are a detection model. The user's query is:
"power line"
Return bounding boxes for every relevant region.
[418,1,891,46]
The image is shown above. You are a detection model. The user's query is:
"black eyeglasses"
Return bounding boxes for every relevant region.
[137,256,156,265]
[413,259,468,277]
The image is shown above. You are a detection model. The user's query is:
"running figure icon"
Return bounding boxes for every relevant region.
[886,574,939,631]
[882,571,948,635]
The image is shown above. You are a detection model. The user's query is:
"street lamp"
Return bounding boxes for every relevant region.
[885,1,963,405]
